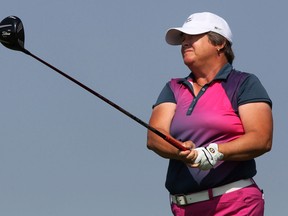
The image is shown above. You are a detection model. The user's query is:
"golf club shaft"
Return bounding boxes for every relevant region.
[22,48,186,151]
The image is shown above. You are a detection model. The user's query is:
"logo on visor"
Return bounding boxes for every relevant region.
[185,17,192,23]
[214,26,222,31]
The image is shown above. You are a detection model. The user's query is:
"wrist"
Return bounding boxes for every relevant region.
[194,143,224,170]
[208,143,224,161]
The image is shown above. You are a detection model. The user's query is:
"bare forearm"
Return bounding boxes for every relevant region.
[219,103,273,161]
[147,129,181,160]
[219,132,272,161]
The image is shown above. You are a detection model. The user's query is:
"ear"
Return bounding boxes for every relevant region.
[216,41,226,52]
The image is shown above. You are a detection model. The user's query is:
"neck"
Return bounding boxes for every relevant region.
[188,60,228,84]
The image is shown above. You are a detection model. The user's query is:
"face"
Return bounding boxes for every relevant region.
[181,33,217,68]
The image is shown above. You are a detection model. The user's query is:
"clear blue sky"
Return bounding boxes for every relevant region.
[0,1,286,215]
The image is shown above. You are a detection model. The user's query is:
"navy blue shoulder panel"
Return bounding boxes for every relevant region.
[221,69,272,115]
[222,69,249,113]
[221,70,250,114]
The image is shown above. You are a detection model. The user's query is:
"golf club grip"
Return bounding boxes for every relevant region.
[22,49,187,151]
[164,136,187,151]
[146,125,186,151]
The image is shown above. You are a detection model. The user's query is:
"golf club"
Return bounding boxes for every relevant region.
[0,15,186,151]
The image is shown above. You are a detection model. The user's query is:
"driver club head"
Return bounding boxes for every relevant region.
[0,16,25,51]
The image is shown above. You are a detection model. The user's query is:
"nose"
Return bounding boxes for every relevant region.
[181,34,192,47]
[182,38,191,48]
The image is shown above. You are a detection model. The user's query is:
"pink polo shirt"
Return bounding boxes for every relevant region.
[154,64,272,194]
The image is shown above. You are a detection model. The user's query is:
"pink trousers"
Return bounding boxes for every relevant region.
[170,184,264,216]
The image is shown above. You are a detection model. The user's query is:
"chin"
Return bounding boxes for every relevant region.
[183,59,195,66]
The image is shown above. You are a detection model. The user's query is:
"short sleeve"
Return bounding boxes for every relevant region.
[153,82,176,108]
[238,74,272,107]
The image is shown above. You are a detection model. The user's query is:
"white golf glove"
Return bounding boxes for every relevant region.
[194,143,224,170]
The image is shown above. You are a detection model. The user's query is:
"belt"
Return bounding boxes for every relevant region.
[171,178,254,206]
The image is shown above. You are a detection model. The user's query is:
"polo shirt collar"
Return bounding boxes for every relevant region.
[178,63,233,84]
